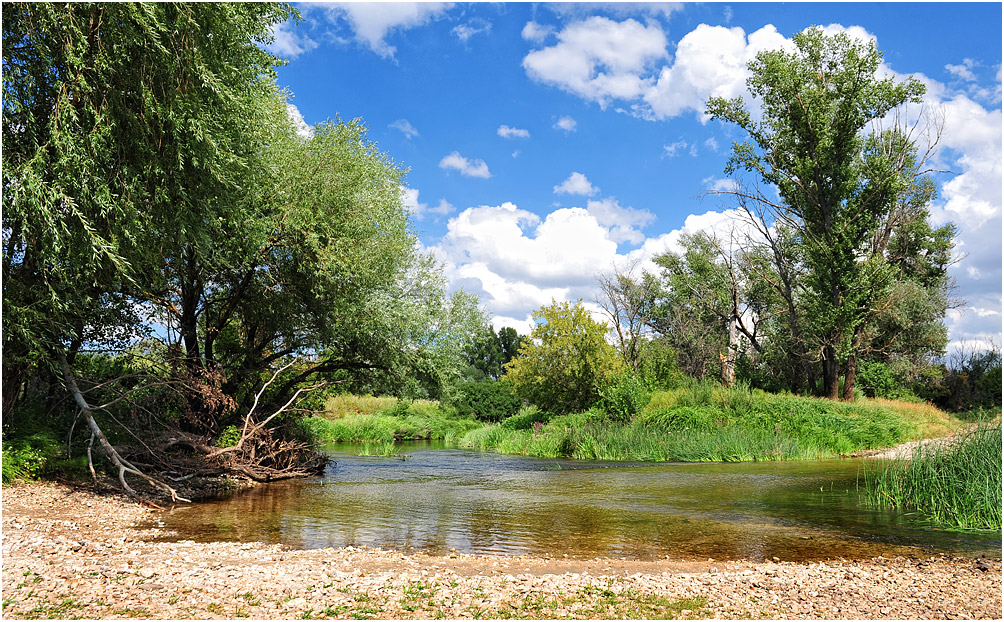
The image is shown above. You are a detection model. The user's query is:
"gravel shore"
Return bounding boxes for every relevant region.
[2,481,1001,619]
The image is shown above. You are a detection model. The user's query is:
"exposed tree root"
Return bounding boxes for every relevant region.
[58,353,327,502]
[57,350,190,503]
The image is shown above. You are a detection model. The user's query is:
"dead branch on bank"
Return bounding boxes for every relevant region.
[59,353,328,501]
[57,350,191,503]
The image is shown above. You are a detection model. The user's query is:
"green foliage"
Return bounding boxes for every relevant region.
[2,2,292,409]
[214,425,243,448]
[598,372,650,423]
[304,398,482,443]
[500,406,550,431]
[917,345,1003,412]
[862,420,1002,530]
[706,27,951,400]
[450,381,522,423]
[504,300,625,415]
[1,433,60,483]
[462,326,527,381]
[857,361,898,398]
[462,385,937,462]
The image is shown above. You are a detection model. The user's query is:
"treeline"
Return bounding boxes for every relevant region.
[3,11,999,494]
[458,28,1000,421]
[2,3,492,494]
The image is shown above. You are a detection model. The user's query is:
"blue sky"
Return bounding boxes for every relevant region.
[268,2,1002,350]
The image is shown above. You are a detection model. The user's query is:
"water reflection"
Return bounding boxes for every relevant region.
[155,444,1002,562]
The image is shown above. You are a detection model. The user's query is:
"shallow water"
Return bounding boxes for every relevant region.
[155,442,1002,562]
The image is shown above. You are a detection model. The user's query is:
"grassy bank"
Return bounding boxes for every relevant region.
[300,395,482,444]
[861,419,1002,530]
[306,384,963,464]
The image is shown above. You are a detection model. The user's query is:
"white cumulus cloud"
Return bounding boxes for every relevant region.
[521,21,554,43]
[553,115,578,132]
[553,172,598,196]
[523,16,669,107]
[286,103,314,139]
[439,151,492,178]
[266,20,319,59]
[322,2,451,59]
[498,125,531,139]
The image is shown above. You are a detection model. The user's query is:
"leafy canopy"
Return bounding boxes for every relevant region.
[504,300,624,414]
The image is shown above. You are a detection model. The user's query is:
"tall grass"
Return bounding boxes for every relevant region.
[861,420,1002,530]
[458,384,954,463]
[304,388,964,466]
[303,396,482,444]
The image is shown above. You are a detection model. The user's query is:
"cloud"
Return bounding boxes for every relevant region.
[946,58,978,82]
[435,202,748,328]
[497,125,531,139]
[523,17,669,107]
[286,103,314,139]
[389,118,419,139]
[521,21,553,43]
[553,115,577,132]
[321,2,451,58]
[585,197,655,244]
[929,94,1003,345]
[643,24,791,121]
[553,172,598,196]
[266,20,319,59]
[401,186,427,218]
[439,151,492,178]
[453,18,491,43]
[703,136,720,152]
[663,140,696,157]
[545,3,683,20]
[431,199,455,216]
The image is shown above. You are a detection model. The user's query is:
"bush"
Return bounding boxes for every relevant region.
[451,381,522,423]
[598,372,649,422]
[1,432,60,483]
[500,406,550,430]
[504,300,624,414]
[857,361,898,398]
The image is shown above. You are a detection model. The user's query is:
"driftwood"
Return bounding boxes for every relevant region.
[57,350,190,503]
[59,353,326,502]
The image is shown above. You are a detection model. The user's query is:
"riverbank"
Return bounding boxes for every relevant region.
[3,482,1000,619]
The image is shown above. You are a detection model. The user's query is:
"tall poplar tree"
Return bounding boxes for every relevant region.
[706,27,942,399]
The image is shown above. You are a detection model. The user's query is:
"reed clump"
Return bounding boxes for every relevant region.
[861,419,1002,530]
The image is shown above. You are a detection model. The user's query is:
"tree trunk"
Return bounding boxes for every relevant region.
[822,345,840,399]
[842,354,857,401]
[721,314,738,387]
[842,330,863,401]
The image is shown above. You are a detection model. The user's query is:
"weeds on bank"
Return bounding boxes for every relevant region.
[861,419,1002,530]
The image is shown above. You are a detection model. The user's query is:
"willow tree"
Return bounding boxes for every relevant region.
[706,27,942,399]
[3,3,291,402]
[2,3,295,495]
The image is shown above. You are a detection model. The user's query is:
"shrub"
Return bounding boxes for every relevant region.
[598,372,649,422]
[857,361,897,398]
[214,425,242,448]
[1,432,60,483]
[500,406,549,430]
[451,381,522,422]
[504,300,624,414]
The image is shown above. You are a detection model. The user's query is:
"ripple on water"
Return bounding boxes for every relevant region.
[153,444,1003,562]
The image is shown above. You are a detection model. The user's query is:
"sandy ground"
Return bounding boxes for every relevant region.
[1,481,1001,620]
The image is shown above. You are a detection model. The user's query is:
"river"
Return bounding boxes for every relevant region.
[155,442,1002,562]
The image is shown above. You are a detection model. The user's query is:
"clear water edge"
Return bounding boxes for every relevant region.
[152,441,1002,562]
